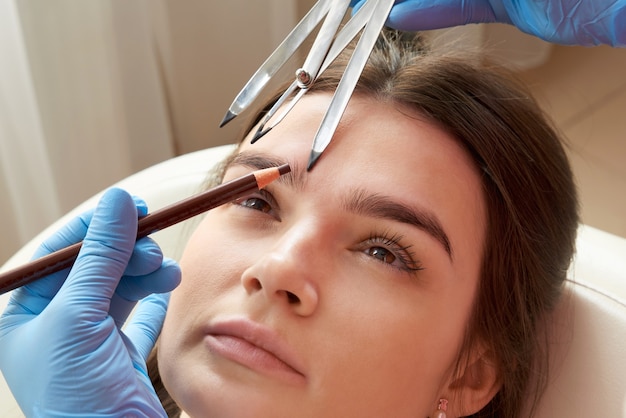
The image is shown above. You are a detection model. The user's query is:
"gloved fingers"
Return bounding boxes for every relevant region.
[106,236,166,325]
[54,188,142,317]
[385,0,498,31]
[109,259,181,327]
[123,292,171,362]
[123,237,164,277]
[30,195,146,261]
[351,0,499,32]
[6,209,96,314]
[349,0,365,12]
[116,255,181,300]
[32,210,94,259]
[5,195,149,319]
[108,236,180,327]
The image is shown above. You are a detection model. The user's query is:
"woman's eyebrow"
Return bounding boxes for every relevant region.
[343,189,453,260]
[228,152,452,258]
[228,151,305,189]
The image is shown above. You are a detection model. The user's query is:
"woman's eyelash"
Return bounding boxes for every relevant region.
[232,189,280,218]
[364,232,424,273]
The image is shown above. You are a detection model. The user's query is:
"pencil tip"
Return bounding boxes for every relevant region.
[250,125,271,144]
[307,150,322,171]
[219,110,237,128]
[255,164,290,189]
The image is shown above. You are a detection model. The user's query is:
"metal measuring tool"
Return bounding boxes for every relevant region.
[219,0,395,170]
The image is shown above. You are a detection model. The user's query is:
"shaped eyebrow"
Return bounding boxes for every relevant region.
[228,151,305,190]
[228,151,452,259]
[342,189,453,259]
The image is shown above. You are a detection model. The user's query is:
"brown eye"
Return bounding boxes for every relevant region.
[239,197,272,213]
[365,247,396,264]
[359,234,425,273]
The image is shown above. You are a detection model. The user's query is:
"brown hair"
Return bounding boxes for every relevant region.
[149,29,578,417]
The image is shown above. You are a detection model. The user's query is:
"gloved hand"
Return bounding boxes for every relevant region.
[0,187,181,417]
[351,0,626,46]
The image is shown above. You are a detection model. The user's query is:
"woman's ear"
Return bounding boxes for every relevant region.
[444,346,501,417]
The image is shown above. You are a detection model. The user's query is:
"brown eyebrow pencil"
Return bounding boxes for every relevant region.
[0,164,290,295]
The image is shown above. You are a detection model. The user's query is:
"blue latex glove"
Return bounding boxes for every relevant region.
[351,0,626,46]
[0,188,181,417]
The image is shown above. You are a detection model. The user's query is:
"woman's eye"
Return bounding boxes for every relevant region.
[238,197,272,213]
[360,233,424,274]
[232,190,281,220]
[365,247,396,265]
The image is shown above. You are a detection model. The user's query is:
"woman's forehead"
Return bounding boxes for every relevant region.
[240,95,479,193]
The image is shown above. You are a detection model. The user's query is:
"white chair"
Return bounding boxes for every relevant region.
[1,145,625,417]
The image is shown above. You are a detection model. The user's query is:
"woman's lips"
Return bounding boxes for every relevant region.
[204,318,306,385]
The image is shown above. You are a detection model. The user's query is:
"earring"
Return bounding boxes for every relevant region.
[432,398,448,418]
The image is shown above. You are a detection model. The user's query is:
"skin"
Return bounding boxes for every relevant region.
[158,93,488,417]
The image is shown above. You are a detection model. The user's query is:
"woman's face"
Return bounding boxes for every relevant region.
[159,93,487,417]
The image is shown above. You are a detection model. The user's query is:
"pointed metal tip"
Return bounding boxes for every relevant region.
[307,150,322,171]
[219,110,237,128]
[250,126,272,144]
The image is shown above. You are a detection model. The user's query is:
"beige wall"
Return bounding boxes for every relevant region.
[148,0,305,155]
[519,45,626,238]
[0,0,175,264]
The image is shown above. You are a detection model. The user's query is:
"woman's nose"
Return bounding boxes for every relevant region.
[241,228,322,316]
